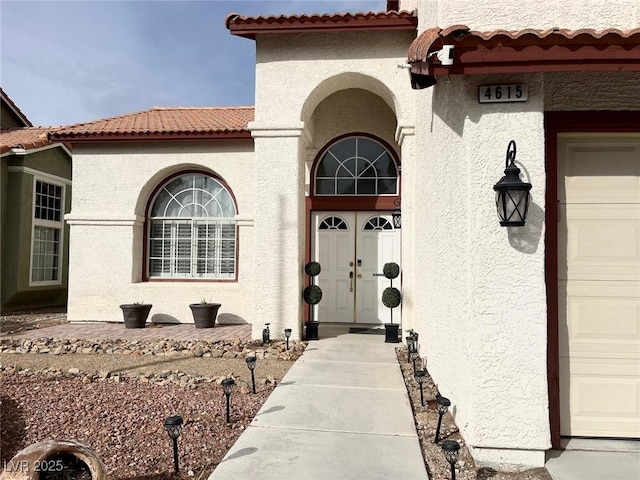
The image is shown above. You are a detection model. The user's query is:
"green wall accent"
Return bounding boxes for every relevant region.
[1,146,72,312]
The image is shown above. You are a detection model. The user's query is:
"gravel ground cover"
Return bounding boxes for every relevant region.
[397,347,554,480]
[1,311,554,480]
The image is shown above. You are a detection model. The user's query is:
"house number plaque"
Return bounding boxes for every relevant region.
[478,85,528,103]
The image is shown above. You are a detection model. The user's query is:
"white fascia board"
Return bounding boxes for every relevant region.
[0,142,71,158]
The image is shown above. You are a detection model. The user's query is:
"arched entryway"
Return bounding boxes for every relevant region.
[307,134,401,324]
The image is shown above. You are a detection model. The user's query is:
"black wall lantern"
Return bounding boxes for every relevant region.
[493,140,531,227]
[392,198,401,229]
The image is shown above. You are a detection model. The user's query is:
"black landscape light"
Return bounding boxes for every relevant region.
[222,378,235,424]
[410,347,419,374]
[263,322,271,344]
[493,140,532,227]
[405,335,415,362]
[163,415,183,474]
[441,439,460,480]
[245,355,257,394]
[284,328,292,350]
[414,369,426,406]
[434,395,451,443]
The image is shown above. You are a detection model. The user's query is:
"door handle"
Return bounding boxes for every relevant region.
[357,274,362,278]
[349,271,354,292]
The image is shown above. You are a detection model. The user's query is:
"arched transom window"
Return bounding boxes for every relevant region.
[319,216,348,230]
[363,217,393,231]
[148,173,237,279]
[315,136,398,195]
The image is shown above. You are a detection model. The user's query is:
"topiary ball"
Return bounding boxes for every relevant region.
[382,287,401,308]
[304,261,322,277]
[383,262,400,280]
[303,285,323,305]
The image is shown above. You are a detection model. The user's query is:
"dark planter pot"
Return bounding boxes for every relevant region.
[304,321,319,341]
[384,323,400,343]
[189,303,221,328]
[120,304,152,329]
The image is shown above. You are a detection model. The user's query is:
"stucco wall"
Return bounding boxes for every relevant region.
[544,71,640,111]
[66,141,255,325]
[406,0,640,469]
[416,0,640,31]
[409,71,549,467]
[252,29,418,338]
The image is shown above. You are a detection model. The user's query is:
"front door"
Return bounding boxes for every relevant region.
[311,211,401,324]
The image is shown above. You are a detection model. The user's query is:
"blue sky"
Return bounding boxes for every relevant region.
[1,0,384,126]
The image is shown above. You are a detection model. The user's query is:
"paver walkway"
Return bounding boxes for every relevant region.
[1,321,251,342]
[208,329,429,480]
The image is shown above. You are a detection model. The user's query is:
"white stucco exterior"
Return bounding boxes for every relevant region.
[66,141,256,326]
[402,0,639,468]
[62,0,639,472]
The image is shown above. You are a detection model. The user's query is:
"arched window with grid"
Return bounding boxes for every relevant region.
[314,136,398,196]
[147,173,237,279]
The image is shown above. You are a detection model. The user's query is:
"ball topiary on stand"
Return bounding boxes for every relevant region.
[382,262,401,343]
[303,261,322,340]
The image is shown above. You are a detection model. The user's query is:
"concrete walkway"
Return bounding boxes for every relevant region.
[546,438,640,480]
[208,328,428,480]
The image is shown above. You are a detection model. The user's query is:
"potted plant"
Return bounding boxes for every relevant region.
[189,299,221,328]
[382,262,401,343]
[303,261,322,340]
[119,302,152,329]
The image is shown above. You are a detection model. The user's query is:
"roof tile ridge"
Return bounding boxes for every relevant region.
[59,108,157,130]
[151,106,255,111]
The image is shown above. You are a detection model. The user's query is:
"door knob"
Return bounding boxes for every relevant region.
[357,274,362,278]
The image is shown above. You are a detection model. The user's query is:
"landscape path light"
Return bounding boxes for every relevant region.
[222,378,235,424]
[262,322,270,344]
[434,395,451,443]
[163,415,183,474]
[245,355,257,394]
[410,347,419,374]
[284,328,292,350]
[405,335,415,362]
[414,369,426,406]
[441,439,460,480]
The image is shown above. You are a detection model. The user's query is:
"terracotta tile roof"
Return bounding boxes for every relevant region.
[1,87,33,127]
[0,127,61,155]
[226,10,417,39]
[49,106,255,143]
[408,26,640,83]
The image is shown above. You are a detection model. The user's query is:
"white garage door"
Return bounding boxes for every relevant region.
[558,135,640,437]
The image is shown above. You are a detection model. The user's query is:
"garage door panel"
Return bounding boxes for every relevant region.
[559,205,640,281]
[559,281,640,358]
[560,358,640,437]
[558,136,640,439]
[558,141,640,203]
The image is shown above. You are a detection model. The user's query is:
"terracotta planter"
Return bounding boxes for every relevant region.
[119,304,152,329]
[189,303,221,328]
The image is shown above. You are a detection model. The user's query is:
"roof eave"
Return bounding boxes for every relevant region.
[227,13,417,39]
[408,26,640,87]
[49,131,253,143]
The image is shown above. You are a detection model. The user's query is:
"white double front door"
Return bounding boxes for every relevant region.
[311,212,401,324]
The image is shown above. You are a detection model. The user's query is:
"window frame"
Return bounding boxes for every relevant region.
[29,177,65,286]
[313,135,399,196]
[145,171,239,282]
